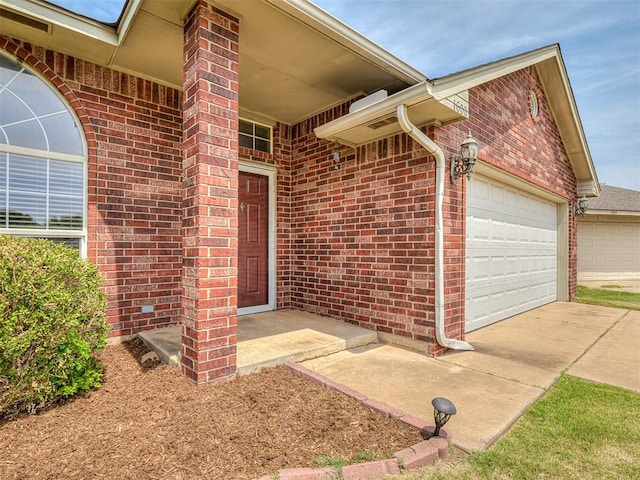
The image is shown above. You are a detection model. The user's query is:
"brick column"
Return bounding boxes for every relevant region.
[181,1,239,384]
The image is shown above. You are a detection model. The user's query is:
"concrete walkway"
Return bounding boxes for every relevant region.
[301,302,638,452]
[567,309,640,391]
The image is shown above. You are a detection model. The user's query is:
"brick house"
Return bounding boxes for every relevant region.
[0,0,598,384]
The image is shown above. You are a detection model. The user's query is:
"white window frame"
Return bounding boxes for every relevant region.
[0,52,88,257]
[239,118,272,154]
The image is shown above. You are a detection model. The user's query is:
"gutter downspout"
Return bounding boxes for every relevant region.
[396,104,473,351]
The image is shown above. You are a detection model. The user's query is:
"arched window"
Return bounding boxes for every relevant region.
[0,53,86,255]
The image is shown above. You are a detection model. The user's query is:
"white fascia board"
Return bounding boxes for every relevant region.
[585,210,640,217]
[577,180,600,197]
[1,0,118,44]
[266,0,427,85]
[430,45,558,99]
[116,0,143,40]
[548,52,600,191]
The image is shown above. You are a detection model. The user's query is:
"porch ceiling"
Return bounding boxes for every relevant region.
[0,0,424,125]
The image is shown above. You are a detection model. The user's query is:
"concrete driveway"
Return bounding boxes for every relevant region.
[301,302,639,452]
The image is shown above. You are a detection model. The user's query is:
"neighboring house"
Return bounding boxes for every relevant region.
[578,185,640,281]
[0,0,599,384]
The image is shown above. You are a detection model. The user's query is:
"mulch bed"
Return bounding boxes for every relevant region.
[0,339,421,479]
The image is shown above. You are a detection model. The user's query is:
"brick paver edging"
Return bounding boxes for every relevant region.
[253,362,453,480]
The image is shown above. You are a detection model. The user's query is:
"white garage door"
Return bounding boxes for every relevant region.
[466,176,557,332]
[578,222,640,280]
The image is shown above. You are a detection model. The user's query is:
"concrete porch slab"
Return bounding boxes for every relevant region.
[236,310,378,374]
[138,302,635,453]
[138,325,180,367]
[137,310,378,375]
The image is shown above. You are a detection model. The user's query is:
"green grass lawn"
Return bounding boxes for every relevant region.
[391,376,640,480]
[573,285,640,311]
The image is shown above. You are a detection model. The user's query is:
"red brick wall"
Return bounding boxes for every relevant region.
[1,37,184,338]
[288,66,578,354]
[453,67,576,197]
[290,104,440,346]
[181,1,240,383]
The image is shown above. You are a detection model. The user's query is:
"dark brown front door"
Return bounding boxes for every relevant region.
[238,171,269,308]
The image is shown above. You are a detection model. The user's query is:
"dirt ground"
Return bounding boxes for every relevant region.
[0,340,421,479]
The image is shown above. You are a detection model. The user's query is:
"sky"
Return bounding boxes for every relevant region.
[46,0,125,23]
[48,0,640,191]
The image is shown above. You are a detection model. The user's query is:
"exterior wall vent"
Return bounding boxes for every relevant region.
[365,115,397,130]
[0,8,51,33]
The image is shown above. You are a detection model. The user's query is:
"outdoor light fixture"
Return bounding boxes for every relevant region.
[333,149,340,170]
[575,196,588,216]
[450,131,479,183]
[431,396,457,437]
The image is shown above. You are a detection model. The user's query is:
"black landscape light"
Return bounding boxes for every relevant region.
[431,397,457,437]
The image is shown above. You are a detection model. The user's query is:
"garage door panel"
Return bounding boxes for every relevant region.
[578,222,640,280]
[466,176,558,332]
[467,278,555,326]
[467,272,556,296]
[468,220,556,245]
[467,247,556,277]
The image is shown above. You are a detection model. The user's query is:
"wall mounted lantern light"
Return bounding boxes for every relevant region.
[450,131,479,183]
[431,396,457,437]
[333,149,340,170]
[575,196,589,216]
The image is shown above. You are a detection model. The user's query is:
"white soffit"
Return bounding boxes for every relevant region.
[231,0,419,124]
[0,0,423,125]
[109,9,184,87]
[267,0,426,85]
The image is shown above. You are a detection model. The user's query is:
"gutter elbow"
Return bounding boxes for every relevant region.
[396,103,413,134]
[436,330,475,351]
[396,105,444,165]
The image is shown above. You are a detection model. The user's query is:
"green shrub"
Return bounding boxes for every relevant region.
[0,235,109,419]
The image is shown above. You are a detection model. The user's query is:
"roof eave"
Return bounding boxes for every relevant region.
[584,210,640,217]
[267,0,427,86]
[1,0,119,45]
[535,47,600,197]
[315,44,601,193]
[314,81,468,146]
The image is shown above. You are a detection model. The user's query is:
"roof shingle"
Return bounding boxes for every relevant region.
[587,184,640,213]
